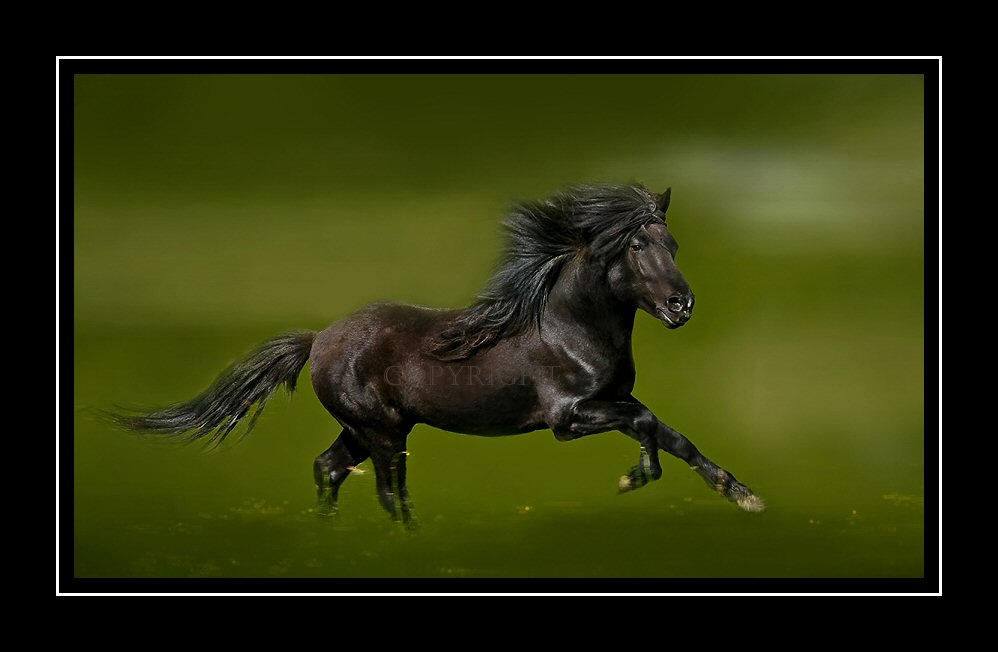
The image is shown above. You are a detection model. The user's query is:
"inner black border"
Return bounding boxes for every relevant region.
[59,57,940,595]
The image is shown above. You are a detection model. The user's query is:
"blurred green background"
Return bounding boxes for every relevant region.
[73,74,925,578]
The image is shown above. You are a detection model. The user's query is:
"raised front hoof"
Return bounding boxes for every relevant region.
[736,494,766,513]
[710,469,765,513]
[618,474,637,493]
[617,466,657,494]
[618,446,660,494]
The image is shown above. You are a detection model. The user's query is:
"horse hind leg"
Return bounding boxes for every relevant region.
[391,450,417,529]
[369,438,417,530]
[314,429,370,516]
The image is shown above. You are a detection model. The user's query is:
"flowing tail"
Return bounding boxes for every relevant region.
[113,331,316,446]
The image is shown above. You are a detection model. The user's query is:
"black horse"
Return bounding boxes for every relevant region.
[119,184,763,525]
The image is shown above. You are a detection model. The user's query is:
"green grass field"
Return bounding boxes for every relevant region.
[72,73,926,578]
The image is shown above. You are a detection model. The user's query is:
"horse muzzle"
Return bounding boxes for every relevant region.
[656,294,693,329]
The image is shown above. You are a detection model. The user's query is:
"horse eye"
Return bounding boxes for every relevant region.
[630,244,643,252]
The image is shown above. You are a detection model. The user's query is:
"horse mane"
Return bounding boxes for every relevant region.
[427,183,665,361]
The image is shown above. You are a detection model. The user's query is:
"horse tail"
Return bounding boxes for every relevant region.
[113,330,316,447]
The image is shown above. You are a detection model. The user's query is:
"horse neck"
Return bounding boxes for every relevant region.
[543,255,635,350]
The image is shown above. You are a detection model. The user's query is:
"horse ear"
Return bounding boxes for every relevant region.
[656,187,672,214]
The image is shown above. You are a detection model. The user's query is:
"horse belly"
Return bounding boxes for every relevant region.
[405,370,545,436]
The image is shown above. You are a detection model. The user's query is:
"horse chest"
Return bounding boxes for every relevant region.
[552,341,635,397]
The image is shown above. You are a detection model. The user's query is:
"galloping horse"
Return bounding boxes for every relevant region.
[119,184,763,524]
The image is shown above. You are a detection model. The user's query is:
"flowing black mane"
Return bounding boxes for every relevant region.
[429,183,666,361]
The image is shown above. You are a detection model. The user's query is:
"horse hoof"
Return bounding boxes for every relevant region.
[737,494,765,512]
[315,503,339,517]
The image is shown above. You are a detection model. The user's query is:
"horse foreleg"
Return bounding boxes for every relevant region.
[551,400,663,493]
[552,398,763,511]
[654,420,765,512]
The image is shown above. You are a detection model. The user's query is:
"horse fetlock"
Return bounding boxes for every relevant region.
[714,468,731,494]
[639,446,662,481]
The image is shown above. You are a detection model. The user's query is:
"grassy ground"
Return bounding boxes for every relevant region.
[72,73,926,578]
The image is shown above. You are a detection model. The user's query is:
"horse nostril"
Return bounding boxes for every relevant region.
[667,296,684,313]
